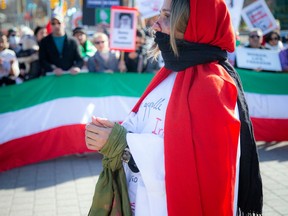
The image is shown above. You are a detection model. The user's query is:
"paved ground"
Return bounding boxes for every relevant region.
[0,142,288,216]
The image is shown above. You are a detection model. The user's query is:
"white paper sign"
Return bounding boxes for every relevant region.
[225,0,244,32]
[241,0,277,35]
[110,6,138,52]
[135,0,164,19]
[236,47,282,71]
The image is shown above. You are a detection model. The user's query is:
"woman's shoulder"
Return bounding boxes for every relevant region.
[192,63,237,95]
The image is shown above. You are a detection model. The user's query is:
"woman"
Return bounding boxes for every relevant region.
[17,34,43,81]
[34,26,47,45]
[0,32,20,86]
[87,32,119,73]
[72,27,96,60]
[85,0,263,215]
[264,30,284,51]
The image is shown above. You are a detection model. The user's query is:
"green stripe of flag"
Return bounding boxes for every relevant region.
[1,69,288,114]
[0,73,154,114]
[237,68,288,94]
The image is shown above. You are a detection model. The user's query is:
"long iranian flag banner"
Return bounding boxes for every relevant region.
[0,70,287,171]
[236,69,288,142]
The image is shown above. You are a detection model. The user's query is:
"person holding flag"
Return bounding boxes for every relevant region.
[85,0,263,215]
[39,12,83,75]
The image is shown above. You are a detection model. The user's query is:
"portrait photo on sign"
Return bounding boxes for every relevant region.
[115,12,133,29]
[110,6,137,52]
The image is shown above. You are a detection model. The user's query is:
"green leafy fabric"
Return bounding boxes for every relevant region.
[88,123,132,216]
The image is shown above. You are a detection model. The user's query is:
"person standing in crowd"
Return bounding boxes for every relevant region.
[39,13,83,76]
[85,0,263,215]
[7,28,21,54]
[17,34,42,81]
[119,28,158,73]
[72,27,96,62]
[245,28,267,49]
[264,30,284,51]
[34,26,47,45]
[0,32,20,86]
[87,32,119,73]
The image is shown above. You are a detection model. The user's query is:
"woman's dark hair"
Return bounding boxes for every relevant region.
[34,26,45,38]
[265,30,281,42]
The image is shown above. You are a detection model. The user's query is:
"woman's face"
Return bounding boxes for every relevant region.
[0,35,8,51]
[152,0,172,35]
[248,31,262,48]
[36,28,47,42]
[269,33,279,46]
[93,36,108,52]
[152,0,184,39]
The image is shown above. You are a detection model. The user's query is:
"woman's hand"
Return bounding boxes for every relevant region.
[85,116,115,151]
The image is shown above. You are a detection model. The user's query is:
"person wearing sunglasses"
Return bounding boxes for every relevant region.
[118,28,151,73]
[87,32,119,73]
[39,13,84,76]
[245,28,267,49]
[264,30,284,51]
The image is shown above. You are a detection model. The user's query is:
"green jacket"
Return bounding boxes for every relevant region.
[80,40,96,59]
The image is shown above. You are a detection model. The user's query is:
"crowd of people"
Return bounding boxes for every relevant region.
[229,27,288,72]
[0,13,161,87]
[1,11,288,87]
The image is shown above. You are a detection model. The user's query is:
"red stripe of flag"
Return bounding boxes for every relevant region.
[251,118,288,142]
[0,124,91,172]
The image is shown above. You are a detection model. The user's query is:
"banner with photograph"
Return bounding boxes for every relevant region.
[110,6,138,52]
[236,47,282,71]
[135,0,163,19]
[241,0,277,35]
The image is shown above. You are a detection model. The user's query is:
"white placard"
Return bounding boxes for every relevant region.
[225,0,244,32]
[236,47,282,71]
[241,0,277,35]
[135,0,164,19]
[110,6,138,52]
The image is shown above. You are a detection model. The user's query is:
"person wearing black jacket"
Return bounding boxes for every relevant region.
[39,13,83,75]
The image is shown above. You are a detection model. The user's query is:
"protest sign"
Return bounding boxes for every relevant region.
[236,47,282,71]
[110,6,138,52]
[135,0,163,19]
[87,0,120,8]
[241,0,277,35]
[95,8,111,25]
[82,0,121,25]
[225,0,244,32]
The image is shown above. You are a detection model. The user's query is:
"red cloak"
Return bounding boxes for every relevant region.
[132,0,240,215]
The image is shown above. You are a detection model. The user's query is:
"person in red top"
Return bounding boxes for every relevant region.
[85,0,263,215]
